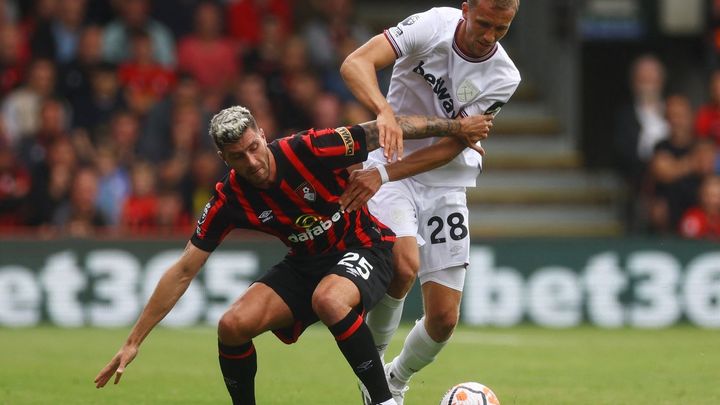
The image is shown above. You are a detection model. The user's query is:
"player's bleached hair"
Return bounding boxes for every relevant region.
[209,105,258,150]
[469,0,519,11]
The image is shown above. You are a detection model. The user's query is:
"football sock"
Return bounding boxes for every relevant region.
[391,316,448,384]
[366,293,406,361]
[330,310,392,403]
[218,340,257,405]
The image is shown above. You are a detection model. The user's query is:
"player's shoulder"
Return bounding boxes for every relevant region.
[407,7,461,30]
[483,42,521,87]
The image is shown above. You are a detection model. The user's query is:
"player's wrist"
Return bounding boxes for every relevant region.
[376,165,390,184]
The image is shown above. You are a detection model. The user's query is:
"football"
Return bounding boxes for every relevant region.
[440,382,500,405]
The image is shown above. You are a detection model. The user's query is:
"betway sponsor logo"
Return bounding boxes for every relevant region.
[288,211,343,243]
[413,61,458,117]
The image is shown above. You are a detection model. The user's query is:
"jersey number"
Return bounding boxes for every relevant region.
[428,213,468,244]
[338,252,373,280]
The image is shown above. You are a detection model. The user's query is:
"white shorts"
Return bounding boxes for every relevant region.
[367,176,470,291]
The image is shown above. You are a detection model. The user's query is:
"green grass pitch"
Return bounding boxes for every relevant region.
[1,325,718,404]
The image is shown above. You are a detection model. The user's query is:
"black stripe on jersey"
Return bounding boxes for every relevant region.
[228,172,288,242]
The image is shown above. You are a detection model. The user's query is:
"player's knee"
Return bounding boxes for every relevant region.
[311,290,344,324]
[426,308,459,340]
[217,310,255,344]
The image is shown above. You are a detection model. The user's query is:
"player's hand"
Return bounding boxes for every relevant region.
[378,109,403,162]
[94,345,139,388]
[456,114,493,155]
[339,167,383,212]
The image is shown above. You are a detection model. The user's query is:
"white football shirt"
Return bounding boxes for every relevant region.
[368,7,521,187]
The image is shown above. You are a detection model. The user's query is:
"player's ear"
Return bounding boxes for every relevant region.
[462,1,469,19]
[217,150,226,163]
[259,128,266,142]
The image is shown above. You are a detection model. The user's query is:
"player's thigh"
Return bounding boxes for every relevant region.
[328,246,394,314]
[368,179,422,240]
[417,188,470,276]
[225,282,294,333]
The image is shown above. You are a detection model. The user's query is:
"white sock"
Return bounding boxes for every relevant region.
[390,316,447,384]
[366,294,405,361]
[377,399,397,405]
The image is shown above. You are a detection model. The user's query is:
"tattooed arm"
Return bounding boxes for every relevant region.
[359,114,492,153]
[340,115,493,212]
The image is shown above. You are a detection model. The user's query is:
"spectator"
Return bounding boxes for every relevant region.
[52,165,106,237]
[58,24,104,108]
[177,1,239,107]
[119,160,159,233]
[311,91,342,129]
[226,0,293,49]
[679,175,720,240]
[104,110,141,169]
[26,136,77,227]
[95,143,130,226]
[648,95,706,233]
[695,69,720,146]
[155,189,191,234]
[71,61,126,138]
[0,139,32,228]
[302,0,370,72]
[140,74,211,161]
[30,0,87,64]
[118,29,177,115]
[17,98,69,167]
[1,58,57,150]
[102,0,176,67]
[0,23,31,96]
[613,54,669,232]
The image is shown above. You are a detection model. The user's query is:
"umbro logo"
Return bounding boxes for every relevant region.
[258,210,273,223]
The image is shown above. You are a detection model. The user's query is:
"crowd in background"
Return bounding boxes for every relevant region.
[0,0,378,237]
[614,54,720,241]
[0,0,719,241]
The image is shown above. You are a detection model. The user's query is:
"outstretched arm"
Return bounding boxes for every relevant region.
[340,114,492,212]
[94,242,210,388]
[359,114,492,154]
[341,34,403,162]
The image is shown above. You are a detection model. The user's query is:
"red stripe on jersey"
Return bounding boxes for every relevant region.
[229,171,286,240]
[198,182,227,238]
[257,187,318,255]
[279,138,336,202]
[335,313,364,341]
[354,210,373,247]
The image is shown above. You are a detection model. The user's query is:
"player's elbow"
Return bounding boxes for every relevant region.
[339,56,355,81]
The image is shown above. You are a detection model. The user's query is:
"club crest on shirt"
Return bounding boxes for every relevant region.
[457,79,479,103]
[295,181,316,202]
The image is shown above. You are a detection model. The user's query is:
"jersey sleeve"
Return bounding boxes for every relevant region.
[299,125,369,170]
[190,182,237,252]
[460,76,521,118]
[383,8,440,58]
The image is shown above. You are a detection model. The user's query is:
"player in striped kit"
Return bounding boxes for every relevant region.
[94,105,492,405]
[340,1,521,403]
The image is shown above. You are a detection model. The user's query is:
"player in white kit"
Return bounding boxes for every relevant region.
[339,1,520,403]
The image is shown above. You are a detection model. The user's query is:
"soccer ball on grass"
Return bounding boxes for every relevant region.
[439,382,500,405]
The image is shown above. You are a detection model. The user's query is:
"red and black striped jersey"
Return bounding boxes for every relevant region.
[190,125,396,256]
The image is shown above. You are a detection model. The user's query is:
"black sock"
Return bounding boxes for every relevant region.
[329,311,392,404]
[218,340,257,405]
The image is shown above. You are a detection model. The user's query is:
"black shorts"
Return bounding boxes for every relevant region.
[257,246,393,344]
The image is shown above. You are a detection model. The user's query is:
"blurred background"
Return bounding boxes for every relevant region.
[0,0,719,330]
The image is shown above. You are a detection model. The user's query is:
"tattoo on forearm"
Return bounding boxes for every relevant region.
[397,116,461,139]
[360,121,381,150]
[359,115,461,152]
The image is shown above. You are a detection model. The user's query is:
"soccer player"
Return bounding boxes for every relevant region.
[339,1,521,403]
[93,105,492,405]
